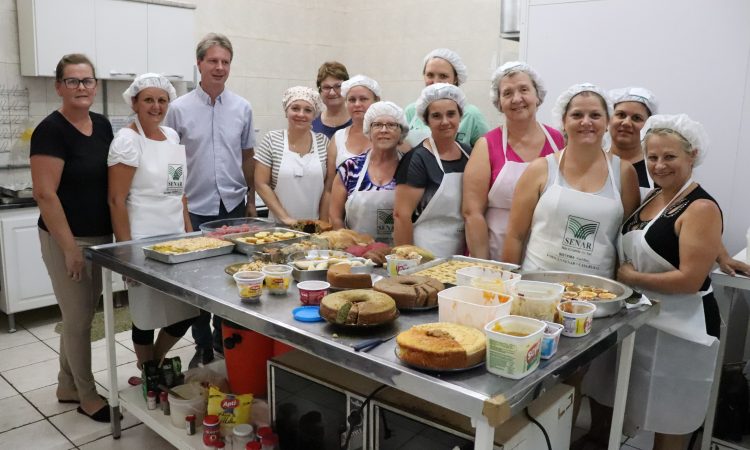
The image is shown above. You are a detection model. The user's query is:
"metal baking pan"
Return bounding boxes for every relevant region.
[291,255,373,282]
[520,271,633,318]
[143,241,235,264]
[224,228,309,255]
[400,255,520,284]
[199,217,277,237]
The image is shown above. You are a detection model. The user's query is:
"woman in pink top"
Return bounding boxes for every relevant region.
[463,62,563,260]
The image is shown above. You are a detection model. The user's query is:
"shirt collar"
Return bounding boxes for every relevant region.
[196,83,225,105]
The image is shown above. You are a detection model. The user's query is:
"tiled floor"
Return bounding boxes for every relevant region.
[1,305,660,449]
[0,306,192,449]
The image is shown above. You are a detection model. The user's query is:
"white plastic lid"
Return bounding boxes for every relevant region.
[233,423,254,436]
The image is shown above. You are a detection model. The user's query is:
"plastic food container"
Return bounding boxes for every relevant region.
[438,285,513,330]
[456,266,521,290]
[297,280,330,305]
[168,383,207,428]
[509,280,564,322]
[385,254,422,276]
[485,315,546,379]
[540,321,564,359]
[233,271,265,302]
[262,265,293,295]
[557,301,596,337]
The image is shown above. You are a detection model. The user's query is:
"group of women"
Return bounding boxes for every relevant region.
[29,46,749,448]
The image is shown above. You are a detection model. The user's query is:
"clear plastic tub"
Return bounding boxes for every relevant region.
[262,265,293,295]
[509,280,564,321]
[385,254,422,276]
[438,285,513,331]
[455,266,521,290]
[541,321,564,359]
[233,271,265,303]
[484,315,546,379]
[168,383,207,428]
[557,301,596,337]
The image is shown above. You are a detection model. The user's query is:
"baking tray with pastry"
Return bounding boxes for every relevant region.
[199,217,277,237]
[520,271,633,317]
[286,249,372,282]
[143,236,235,264]
[224,227,309,255]
[400,255,520,285]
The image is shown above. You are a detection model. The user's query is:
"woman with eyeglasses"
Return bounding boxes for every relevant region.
[329,101,408,243]
[393,84,471,257]
[30,54,114,423]
[328,75,381,167]
[255,87,333,224]
[312,61,351,139]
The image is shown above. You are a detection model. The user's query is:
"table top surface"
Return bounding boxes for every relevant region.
[86,235,658,426]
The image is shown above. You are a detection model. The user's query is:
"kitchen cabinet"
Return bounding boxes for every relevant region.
[0,207,125,332]
[0,207,56,331]
[18,0,195,81]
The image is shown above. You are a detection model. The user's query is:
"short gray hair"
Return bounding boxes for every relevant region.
[196,33,233,61]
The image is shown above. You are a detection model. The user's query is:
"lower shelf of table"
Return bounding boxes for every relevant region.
[713,436,750,450]
[119,385,204,450]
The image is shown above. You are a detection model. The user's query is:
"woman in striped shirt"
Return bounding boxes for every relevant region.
[255,86,335,224]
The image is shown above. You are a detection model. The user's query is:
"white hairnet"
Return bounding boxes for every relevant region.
[490,61,547,112]
[609,87,659,116]
[122,73,177,106]
[415,83,467,124]
[363,101,409,141]
[422,48,468,86]
[551,82,613,130]
[282,86,325,118]
[641,114,709,167]
[341,74,382,99]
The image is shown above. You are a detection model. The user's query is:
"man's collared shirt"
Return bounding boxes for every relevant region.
[165,84,255,216]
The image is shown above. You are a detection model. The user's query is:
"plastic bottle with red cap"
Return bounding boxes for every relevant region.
[260,434,278,450]
[245,442,262,450]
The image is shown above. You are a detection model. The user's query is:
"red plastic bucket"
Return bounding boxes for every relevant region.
[222,322,274,396]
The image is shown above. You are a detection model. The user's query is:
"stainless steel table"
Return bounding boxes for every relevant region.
[87,237,658,450]
[704,249,750,450]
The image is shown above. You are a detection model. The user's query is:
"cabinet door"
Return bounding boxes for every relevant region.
[19,0,97,77]
[94,0,147,79]
[147,4,195,82]
[0,211,56,314]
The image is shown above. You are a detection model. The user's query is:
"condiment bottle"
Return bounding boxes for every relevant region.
[185,414,196,436]
[255,426,273,441]
[246,442,262,450]
[232,424,254,450]
[146,390,157,410]
[159,391,170,415]
[260,434,278,450]
[203,415,221,448]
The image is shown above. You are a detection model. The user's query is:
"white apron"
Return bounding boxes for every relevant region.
[522,149,622,278]
[619,179,719,434]
[405,113,431,149]
[268,130,325,221]
[412,138,469,258]
[486,124,560,260]
[344,152,396,243]
[127,118,199,330]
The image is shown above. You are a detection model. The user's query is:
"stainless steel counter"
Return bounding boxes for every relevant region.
[86,236,658,449]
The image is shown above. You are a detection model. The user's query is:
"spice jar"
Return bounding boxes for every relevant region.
[245,442,262,450]
[185,414,196,436]
[159,391,170,415]
[203,415,221,448]
[146,390,157,410]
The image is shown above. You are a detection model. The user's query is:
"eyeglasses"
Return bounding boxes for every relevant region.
[370,122,400,131]
[320,84,342,93]
[62,78,97,89]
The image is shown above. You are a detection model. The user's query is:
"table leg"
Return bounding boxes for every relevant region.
[609,333,635,450]
[102,267,121,439]
[473,416,495,449]
[701,288,731,450]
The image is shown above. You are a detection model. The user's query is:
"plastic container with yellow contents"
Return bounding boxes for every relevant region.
[262,265,293,295]
[438,285,513,330]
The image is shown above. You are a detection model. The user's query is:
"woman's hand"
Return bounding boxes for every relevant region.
[281,217,297,226]
[64,246,85,282]
[719,254,750,277]
[617,262,638,287]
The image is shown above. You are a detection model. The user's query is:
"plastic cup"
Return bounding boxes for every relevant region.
[297,280,330,305]
[233,271,265,302]
[484,315,546,379]
[262,264,293,295]
[540,321,564,359]
[508,280,564,322]
[557,301,596,337]
[385,254,422,276]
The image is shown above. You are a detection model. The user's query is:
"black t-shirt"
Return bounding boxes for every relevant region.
[395,142,471,222]
[30,110,114,236]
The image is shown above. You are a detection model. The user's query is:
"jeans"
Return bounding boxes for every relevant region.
[189,200,246,351]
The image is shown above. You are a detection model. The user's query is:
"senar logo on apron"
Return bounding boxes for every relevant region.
[562,215,600,254]
[165,163,185,196]
[377,209,394,236]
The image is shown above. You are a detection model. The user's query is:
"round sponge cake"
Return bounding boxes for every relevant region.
[373,275,444,309]
[396,322,486,370]
[320,290,398,326]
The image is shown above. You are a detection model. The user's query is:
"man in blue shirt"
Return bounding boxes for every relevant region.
[165,33,256,368]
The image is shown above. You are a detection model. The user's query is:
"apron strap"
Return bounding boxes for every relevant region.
[426,137,468,173]
[501,122,560,160]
